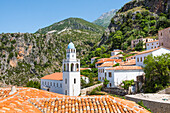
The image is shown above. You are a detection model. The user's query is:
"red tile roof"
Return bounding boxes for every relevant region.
[80,68,91,71]
[119,59,136,66]
[135,47,160,55]
[41,72,63,81]
[110,54,123,58]
[95,58,122,64]
[112,50,123,52]
[98,62,115,67]
[0,87,150,113]
[106,66,143,70]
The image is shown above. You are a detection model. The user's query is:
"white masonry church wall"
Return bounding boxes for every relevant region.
[41,79,63,94]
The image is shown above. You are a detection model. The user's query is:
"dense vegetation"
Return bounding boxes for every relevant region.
[101,7,170,51]
[143,54,170,93]
[0,19,104,86]
[36,18,105,34]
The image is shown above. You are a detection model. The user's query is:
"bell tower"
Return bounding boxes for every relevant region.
[62,42,80,96]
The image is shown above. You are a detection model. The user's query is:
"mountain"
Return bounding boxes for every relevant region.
[0,18,104,86]
[98,0,170,50]
[93,9,118,28]
[36,17,105,34]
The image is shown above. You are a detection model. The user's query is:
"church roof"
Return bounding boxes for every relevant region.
[0,87,150,113]
[67,42,75,49]
[41,72,63,81]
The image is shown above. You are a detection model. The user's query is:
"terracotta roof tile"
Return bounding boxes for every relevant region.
[80,68,91,71]
[41,72,63,81]
[136,47,160,55]
[106,66,143,70]
[0,87,150,113]
[95,58,122,64]
[119,59,136,66]
[98,62,115,67]
[112,50,123,52]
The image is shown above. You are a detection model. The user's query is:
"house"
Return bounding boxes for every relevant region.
[146,40,159,50]
[91,57,98,64]
[120,59,136,66]
[95,58,122,68]
[0,87,150,113]
[98,62,115,82]
[126,55,136,61]
[80,75,89,83]
[41,42,80,96]
[111,49,123,56]
[159,27,170,48]
[105,66,144,87]
[131,38,153,48]
[80,68,91,71]
[135,47,170,67]
[110,54,123,59]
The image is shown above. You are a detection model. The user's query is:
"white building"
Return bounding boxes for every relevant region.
[136,47,170,67]
[111,50,123,56]
[91,57,98,64]
[41,42,80,96]
[98,62,115,82]
[110,54,123,59]
[81,75,89,83]
[105,66,144,87]
[146,40,159,50]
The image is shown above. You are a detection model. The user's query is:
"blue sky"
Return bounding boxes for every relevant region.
[0,0,131,33]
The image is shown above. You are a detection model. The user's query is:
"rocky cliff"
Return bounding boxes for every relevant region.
[99,0,170,50]
[0,19,103,86]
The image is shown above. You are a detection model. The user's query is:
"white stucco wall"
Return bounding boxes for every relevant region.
[146,41,159,50]
[136,48,170,67]
[41,79,63,94]
[106,69,144,87]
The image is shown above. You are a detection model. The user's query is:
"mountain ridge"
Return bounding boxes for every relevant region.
[36,17,105,34]
[93,9,118,28]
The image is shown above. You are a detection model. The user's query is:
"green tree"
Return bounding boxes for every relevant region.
[143,54,170,93]
[103,79,109,87]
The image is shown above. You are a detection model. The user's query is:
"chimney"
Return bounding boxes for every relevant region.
[9,86,17,95]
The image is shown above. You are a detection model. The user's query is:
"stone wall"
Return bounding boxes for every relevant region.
[159,27,170,48]
[158,87,170,94]
[125,95,170,113]
[80,83,103,96]
[102,87,127,96]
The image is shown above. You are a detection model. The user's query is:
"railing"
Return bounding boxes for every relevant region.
[63,59,80,62]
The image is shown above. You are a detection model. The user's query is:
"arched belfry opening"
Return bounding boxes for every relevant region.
[71,63,74,72]
[67,63,69,71]
[64,64,66,71]
[75,63,79,72]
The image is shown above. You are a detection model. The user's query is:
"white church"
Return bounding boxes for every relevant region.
[41,42,80,96]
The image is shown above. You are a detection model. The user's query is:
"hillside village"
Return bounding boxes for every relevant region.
[0,0,170,113]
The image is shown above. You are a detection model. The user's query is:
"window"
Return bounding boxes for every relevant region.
[103,69,104,73]
[100,77,101,80]
[67,55,69,58]
[50,82,52,86]
[105,73,107,79]
[60,83,62,88]
[151,47,153,49]
[157,43,158,45]
[162,43,163,46]
[53,82,55,87]
[48,82,49,85]
[57,83,58,87]
[65,90,67,95]
[74,78,76,84]
[45,82,46,85]
[110,83,112,87]
[140,57,142,62]
[155,46,156,48]
[109,72,112,77]
[152,43,153,45]
[102,77,104,80]
[137,58,139,62]
[161,32,162,36]
[42,81,44,85]
[147,44,149,46]
[72,55,74,57]
[65,79,67,84]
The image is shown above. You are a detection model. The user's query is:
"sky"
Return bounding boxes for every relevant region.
[0,0,131,33]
